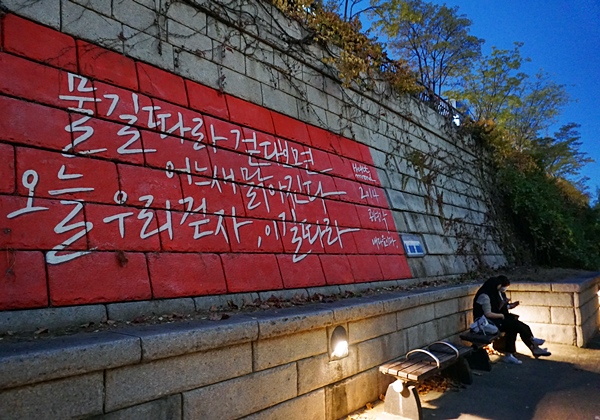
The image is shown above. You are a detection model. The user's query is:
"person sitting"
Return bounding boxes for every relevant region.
[473,275,551,364]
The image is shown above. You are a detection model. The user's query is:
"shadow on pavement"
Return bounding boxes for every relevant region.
[420,339,600,420]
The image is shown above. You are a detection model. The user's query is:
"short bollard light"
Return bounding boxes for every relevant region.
[330,325,349,359]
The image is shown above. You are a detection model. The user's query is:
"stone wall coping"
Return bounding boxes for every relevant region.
[509,273,600,292]
[249,306,334,339]
[0,331,141,390]
[119,316,260,361]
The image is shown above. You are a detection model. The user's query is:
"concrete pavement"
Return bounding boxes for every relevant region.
[351,332,600,420]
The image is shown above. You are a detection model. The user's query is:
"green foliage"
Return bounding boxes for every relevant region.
[457,41,597,269]
[370,0,483,96]
[497,159,600,269]
[531,123,594,182]
[452,44,570,151]
[469,117,600,269]
[450,43,527,122]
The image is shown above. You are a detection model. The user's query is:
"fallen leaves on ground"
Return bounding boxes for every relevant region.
[416,374,464,395]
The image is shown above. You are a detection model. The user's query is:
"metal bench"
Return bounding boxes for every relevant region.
[379,341,473,420]
[459,331,501,371]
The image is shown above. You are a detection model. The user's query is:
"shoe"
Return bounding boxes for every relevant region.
[502,354,523,364]
[532,337,545,346]
[531,346,551,358]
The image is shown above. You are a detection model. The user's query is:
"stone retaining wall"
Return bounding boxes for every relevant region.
[1,275,597,419]
[1,0,506,318]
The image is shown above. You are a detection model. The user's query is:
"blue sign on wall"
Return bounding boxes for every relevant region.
[402,235,425,257]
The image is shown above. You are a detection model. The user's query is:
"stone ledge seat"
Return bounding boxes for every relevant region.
[379,341,473,420]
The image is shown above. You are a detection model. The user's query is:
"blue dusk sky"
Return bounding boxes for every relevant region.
[427,0,600,201]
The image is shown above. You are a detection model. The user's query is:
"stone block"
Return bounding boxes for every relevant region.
[70,0,112,15]
[166,1,207,30]
[579,316,599,347]
[2,0,61,29]
[176,50,219,88]
[403,177,425,195]
[0,331,140,390]
[133,0,158,9]
[397,304,434,329]
[215,44,247,73]
[107,298,196,321]
[509,291,573,308]
[243,389,326,420]
[382,292,420,313]
[387,189,409,211]
[574,285,598,308]
[576,299,598,327]
[105,343,252,411]
[275,72,305,100]
[406,321,438,350]
[253,307,334,339]
[297,350,359,394]
[114,0,158,35]
[326,95,344,117]
[127,316,258,360]
[356,331,407,371]
[220,67,262,103]
[435,312,465,339]
[528,323,576,345]
[551,307,576,325]
[298,100,328,127]
[183,364,297,419]
[325,369,379,420]
[262,83,298,118]
[0,305,107,334]
[391,210,408,231]
[123,26,174,71]
[62,1,123,51]
[306,285,342,297]
[368,148,388,169]
[419,286,466,305]
[101,395,182,420]
[458,295,473,313]
[422,234,454,254]
[193,292,259,311]
[434,298,459,318]
[348,313,396,344]
[403,212,429,233]
[304,84,329,111]
[253,328,327,371]
[168,20,213,53]
[0,373,103,420]
[246,56,277,86]
[257,288,309,304]
[422,256,446,277]
[507,282,552,292]
[330,297,385,323]
[323,76,343,101]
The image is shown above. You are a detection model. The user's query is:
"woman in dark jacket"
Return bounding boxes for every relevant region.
[473,275,550,364]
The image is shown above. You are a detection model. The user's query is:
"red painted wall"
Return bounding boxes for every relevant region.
[0,14,411,311]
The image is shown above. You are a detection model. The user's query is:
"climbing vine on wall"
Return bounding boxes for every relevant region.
[270,0,420,93]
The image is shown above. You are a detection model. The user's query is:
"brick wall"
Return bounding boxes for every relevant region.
[0,12,411,311]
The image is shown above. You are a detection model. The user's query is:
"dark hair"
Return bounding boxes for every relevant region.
[495,275,510,287]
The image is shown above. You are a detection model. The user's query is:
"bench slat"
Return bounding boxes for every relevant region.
[379,343,473,382]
